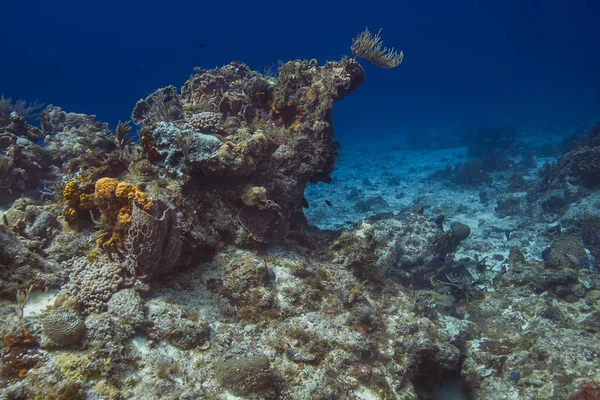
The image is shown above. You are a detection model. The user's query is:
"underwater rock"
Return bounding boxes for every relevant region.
[442,158,492,187]
[39,104,67,135]
[131,85,183,125]
[107,289,145,329]
[541,194,568,215]
[544,236,587,269]
[3,112,44,142]
[0,226,59,298]
[26,210,59,239]
[201,130,268,176]
[369,213,444,272]
[450,221,471,242]
[42,106,117,164]
[463,124,517,159]
[552,145,600,188]
[495,196,526,218]
[42,309,85,346]
[581,215,600,262]
[330,213,467,283]
[112,58,366,254]
[508,247,527,267]
[145,299,210,350]
[354,195,390,213]
[540,123,600,189]
[0,133,53,203]
[151,121,222,177]
[84,312,133,360]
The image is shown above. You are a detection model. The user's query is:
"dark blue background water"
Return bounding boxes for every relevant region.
[2,0,599,144]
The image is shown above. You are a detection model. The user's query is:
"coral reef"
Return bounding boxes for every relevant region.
[2,51,600,400]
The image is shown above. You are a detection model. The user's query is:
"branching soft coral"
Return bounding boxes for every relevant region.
[0,94,44,127]
[351,28,403,69]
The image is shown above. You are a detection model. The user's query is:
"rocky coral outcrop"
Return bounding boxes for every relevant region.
[132,58,364,250]
[330,213,470,284]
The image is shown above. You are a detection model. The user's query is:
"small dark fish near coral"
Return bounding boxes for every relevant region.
[325,200,333,207]
[301,197,309,208]
[510,370,521,385]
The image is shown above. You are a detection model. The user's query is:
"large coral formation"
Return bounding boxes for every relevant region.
[41,105,118,166]
[132,58,364,249]
[541,122,600,189]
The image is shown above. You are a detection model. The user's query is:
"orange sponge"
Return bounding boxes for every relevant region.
[94,177,152,250]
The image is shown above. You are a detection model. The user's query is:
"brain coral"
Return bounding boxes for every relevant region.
[42,309,85,346]
[214,353,277,396]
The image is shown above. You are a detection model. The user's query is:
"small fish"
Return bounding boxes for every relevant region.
[198,43,206,49]
[529,275,546,291]
[438,257,445,262]
[325,200,332,207]
[135,68,141,73]
[510,370,521,385]
[435,294,456,307]
[566,253,580,266]
[301,197,309,208]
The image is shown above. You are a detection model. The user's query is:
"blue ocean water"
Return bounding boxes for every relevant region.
[2,0,599,144]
